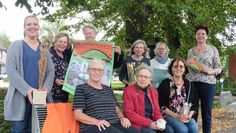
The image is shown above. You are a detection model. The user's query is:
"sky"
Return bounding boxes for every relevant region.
[0,0,31,41]
[0,0,104,42]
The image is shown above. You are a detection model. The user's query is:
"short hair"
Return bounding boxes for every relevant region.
[88,58,105,69]
[168,57,189,77]
[153,42,170,56]
[136,65,152,78]
[130,39,149,57]
[195,25,209,35]
[53,32,69,45]
[82,24,97,33]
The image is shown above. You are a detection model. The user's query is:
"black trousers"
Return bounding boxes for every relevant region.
[85,123,138,133]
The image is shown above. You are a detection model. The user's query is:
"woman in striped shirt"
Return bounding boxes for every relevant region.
[73,59,138,133]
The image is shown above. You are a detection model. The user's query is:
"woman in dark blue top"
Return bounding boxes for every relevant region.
[119,39,150,86]
[50,32,70,102]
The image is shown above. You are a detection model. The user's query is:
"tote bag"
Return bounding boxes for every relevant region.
[42,103,79,133]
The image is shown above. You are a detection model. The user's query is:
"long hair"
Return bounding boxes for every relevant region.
[23,15,39,37]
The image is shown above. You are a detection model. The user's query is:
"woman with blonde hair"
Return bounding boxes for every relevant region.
[4,15,54,133]
[49,32,70,102]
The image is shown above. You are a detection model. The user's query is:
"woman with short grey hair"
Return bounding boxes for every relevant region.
[150,42,171,88]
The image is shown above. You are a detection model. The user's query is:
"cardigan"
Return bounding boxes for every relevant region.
[158,78,197,114]
[4,40,55,121]
[124,84,163,130]
[119,56,150,85]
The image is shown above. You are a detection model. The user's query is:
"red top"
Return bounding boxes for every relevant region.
[124,84,163,130]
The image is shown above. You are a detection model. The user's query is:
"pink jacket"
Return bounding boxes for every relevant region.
[124,84,163,130]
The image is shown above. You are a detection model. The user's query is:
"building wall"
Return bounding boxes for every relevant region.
[0,49,7,74]
[229,53,236,82]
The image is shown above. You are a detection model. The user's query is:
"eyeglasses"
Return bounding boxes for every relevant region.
[173,65,185,69]
[134,46,144,49]
[157,48,166,50]
[137,75,151,79]
[88,68,104,73]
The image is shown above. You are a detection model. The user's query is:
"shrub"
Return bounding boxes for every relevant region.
[0,89,11,133]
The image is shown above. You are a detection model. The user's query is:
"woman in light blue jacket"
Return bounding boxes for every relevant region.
[4,15,54,133]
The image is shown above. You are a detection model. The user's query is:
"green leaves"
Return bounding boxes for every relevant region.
[13,0,236,58]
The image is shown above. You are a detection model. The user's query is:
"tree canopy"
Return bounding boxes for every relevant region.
[0,33,11,48]
[7,0,236,58]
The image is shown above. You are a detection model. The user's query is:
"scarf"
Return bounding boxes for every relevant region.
[155,55,168,64]
[135,83,149,94]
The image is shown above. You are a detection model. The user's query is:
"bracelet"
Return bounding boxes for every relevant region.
[161,106,167,111]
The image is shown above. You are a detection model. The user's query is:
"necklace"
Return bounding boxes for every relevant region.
[173,78,184,86]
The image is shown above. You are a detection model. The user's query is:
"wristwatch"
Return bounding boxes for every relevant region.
[161,106,167,111]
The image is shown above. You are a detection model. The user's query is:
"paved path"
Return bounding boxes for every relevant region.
[0,80,9,88]
[220,121,236,133]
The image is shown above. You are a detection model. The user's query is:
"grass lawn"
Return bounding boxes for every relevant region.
[111,81,125,90]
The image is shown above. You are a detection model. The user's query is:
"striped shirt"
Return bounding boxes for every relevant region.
[73,83,119,133]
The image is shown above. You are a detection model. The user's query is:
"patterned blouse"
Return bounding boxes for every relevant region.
[168,81,187,114]
[186,45,222,84]
[50,47,69,100]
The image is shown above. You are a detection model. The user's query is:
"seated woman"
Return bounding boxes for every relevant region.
[73,59,138,133]
[158,58,198,133]
[124,65,172,133]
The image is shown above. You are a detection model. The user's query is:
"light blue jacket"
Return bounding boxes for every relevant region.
[4,40,54,121]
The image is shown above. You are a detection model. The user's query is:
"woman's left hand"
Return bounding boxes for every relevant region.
[120,117,131,128]
[42,87,49,93]
[178,114,190,123]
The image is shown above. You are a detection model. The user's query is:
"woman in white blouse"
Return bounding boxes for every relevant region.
[150,42,171,88]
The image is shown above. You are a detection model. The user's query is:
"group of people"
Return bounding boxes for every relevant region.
[4,14,222,133]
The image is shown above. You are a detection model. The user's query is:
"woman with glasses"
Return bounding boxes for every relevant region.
[124,65,172,133]
[73,59,138,133]
[119,39,150,87]
[150,42,171,88]
[158,58,198,133]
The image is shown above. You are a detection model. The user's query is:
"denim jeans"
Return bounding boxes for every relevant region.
[192,82,215,133]
[164,115,198,133]
[11,98,32,133]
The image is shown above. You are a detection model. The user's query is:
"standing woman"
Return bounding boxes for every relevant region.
[158,58,198,133]
[186,25,222,133]
[82,24,124,69]
[4,15,54,133]
[150,42,171,88]
[49,33,70,102]
[119,39,150,86]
